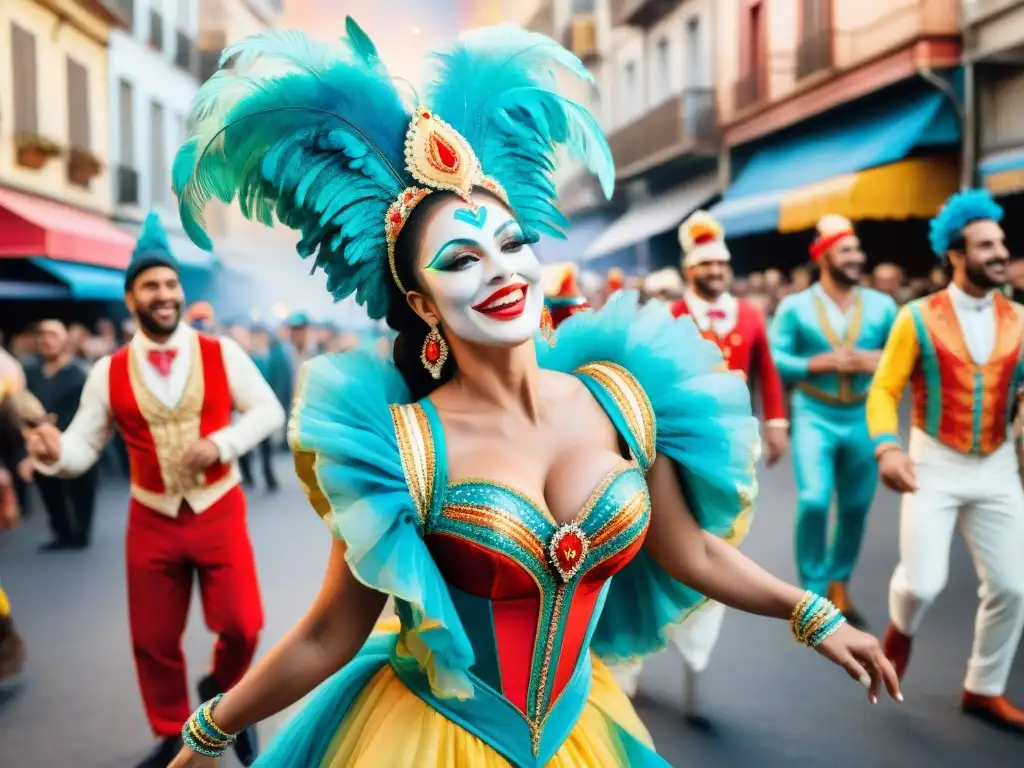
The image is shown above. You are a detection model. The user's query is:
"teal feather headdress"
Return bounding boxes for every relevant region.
[928,189,1004,259]
[172,19,614,320]
[125,210,179,289]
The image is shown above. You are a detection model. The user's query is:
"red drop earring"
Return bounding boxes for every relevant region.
[421,324,449,380]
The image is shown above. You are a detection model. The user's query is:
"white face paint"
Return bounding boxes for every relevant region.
[415,195,543,347]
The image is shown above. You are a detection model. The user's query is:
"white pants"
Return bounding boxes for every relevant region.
[889,430,1024,696]
[609,601,726,695]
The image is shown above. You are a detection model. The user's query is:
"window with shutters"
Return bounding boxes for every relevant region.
[67,58,91,150]
[11,24,39,136]
[119,79,135,166]
[151,100,168,206]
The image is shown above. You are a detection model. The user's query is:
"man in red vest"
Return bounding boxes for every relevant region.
[671,210,788,452]
[658,210,788,713]
[25,212,284,767]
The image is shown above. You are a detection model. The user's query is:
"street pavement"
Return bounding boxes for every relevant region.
[0,448,1020,768]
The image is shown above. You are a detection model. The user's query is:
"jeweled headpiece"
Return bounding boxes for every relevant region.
[385,108,510,294]
[172,19,613,319]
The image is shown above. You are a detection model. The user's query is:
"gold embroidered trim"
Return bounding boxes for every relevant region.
[293,449,332,520]
[389,403,435,528]
[575,362,656,467]
[795,382,868,406]
[441,503,547,563]
[590,489,649,549]
[812,291,864,402]
[128,335,206,494]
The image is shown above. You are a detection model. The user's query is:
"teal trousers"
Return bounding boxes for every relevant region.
[790,391,878,595]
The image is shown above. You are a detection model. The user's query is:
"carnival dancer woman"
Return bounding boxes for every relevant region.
[168,21,900,768]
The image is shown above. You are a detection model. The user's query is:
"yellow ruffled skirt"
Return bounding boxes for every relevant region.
[319,654,653,767]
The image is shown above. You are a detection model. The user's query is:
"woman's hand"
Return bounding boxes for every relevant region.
[815,623,903,704]
[167,746,218,767]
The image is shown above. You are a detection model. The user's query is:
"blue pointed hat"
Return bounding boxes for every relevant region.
[125,210,180,289]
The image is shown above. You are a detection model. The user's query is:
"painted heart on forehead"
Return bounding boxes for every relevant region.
[415,195,544,348]
[453,207,487,229]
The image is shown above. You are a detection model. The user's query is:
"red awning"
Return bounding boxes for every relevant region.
[0,187,134,269]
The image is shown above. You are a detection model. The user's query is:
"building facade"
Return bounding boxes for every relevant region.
[108,0,199,224]
[707,0,962,273]
[0,0,137,317]
[0,0,123,216]
[551,0,720,275]
[965,0,1024,197]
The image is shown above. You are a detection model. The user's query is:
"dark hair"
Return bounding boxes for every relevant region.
[385,192,460,401]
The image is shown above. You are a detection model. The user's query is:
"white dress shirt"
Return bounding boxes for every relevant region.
[684,290,738,337]
[947,283,996,365]
[37,323,285,493]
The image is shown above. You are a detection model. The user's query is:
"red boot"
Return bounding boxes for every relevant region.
[961,692,1024,734]
[882,623,912,680]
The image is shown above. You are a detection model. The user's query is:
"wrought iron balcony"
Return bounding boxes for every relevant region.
[606,88,717,179]
[796,29,833,79]
[117,165,139,205]
[562,16,599,64]
[149,10,163,51]
[611,0,679,28]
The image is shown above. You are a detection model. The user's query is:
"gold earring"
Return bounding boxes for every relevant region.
[540,306,556,346]
[420,324,449,380]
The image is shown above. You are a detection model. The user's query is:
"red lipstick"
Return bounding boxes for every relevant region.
[472,283,529,320]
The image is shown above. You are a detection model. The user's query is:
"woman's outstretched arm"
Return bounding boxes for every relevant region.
[197,539,387,735]
[644,454,901,704]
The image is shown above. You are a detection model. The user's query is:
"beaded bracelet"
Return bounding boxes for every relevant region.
[182,694,237,758]
[790,590,846,648]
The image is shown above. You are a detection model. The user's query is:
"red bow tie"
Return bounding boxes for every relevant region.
[147,349,178,376]
[706,308,727,320]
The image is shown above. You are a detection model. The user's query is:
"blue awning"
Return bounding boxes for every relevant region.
[30,258,126,300]
[711,82,960,236]
[0,279,71,300]
[533,211,626,264]
[980,147,1024,196]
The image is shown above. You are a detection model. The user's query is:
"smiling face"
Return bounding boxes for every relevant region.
[411,195,542,347]
[823,234,866,287]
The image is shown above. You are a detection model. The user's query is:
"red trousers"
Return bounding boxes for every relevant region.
[126,485,264,737]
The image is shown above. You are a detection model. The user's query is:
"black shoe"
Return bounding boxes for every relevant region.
[134,736,183,768]
[37,540,74,552]
[198,674,260,766]
[265,479,279,493]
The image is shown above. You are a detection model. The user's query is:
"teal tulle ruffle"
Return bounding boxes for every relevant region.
[537,292,760,664]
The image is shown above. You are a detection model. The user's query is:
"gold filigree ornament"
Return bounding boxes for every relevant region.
[385,107,511,295]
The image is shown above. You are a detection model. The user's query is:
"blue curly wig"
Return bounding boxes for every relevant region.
[171,19,614,320]
[928,189,1004,259]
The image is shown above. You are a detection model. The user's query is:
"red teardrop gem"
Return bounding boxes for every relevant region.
[555,532,583,571]
[390,210,403,224]
[425,339,441,364]
[431,134,458,171]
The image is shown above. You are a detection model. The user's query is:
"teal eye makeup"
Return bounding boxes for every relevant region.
[426,238,480,271]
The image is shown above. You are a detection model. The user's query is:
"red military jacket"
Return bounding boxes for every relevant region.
[671,295,787,424]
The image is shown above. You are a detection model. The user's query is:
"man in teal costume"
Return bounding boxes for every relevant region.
[770,215,898,622]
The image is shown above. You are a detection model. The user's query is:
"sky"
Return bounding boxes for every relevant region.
[283,0,466,81]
